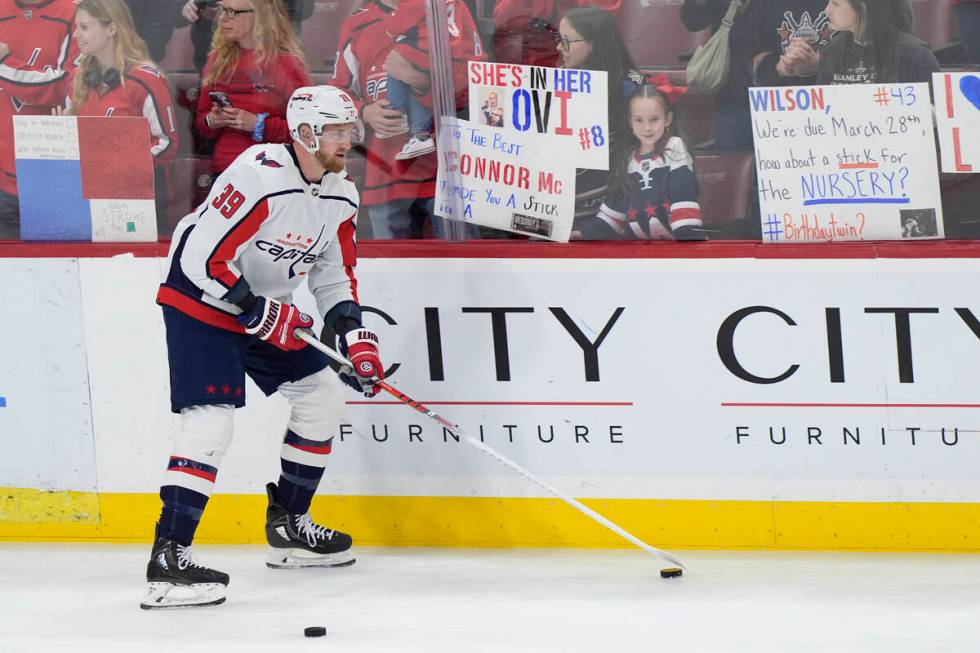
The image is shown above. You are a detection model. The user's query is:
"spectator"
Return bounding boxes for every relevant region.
[381,0,487,160]
[0,0,78,240]
[492,0,620,68]
[556,5,644,237]
[196,0,311,178]
[58,0,180,230]
[745,1,834,87]
[580,81,703,240]
[817,0,938,85]
[180,0,314,73]
[953,0,980,64]
[680,0,755,150]
[125,0,184,63]
[333,0,481,239]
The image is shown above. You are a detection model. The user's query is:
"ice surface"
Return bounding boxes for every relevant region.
[1,544,978,652]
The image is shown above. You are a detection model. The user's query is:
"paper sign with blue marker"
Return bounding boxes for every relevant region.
[749,82,942,243]
[933,73,980,174]
[467,62,609,172]
[13,115,157,242]
[435,117,576,241]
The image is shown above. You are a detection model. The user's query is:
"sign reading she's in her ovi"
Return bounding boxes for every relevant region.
[435,62,609,241]
[466,62,609,169]
[13,115,157,242]
[749,83,942,243]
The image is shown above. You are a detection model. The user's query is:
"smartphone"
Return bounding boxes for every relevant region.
[208,91,233,108]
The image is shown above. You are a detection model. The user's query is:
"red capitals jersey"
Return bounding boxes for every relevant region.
[333,0,436,206]
[0,0,79,195]
[383,0,486,110]
[334,0,483,205]
[197,50,311,174]
[69,64,179,167]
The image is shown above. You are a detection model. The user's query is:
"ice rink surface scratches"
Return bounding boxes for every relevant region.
[1,544,979,652]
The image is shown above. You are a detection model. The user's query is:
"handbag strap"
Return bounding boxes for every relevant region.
[721,0,751,28]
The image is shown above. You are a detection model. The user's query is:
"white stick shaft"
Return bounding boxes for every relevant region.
[297,329,685,568]
[463,435,685,568]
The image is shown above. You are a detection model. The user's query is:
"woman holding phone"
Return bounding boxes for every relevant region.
[195,0,311,176]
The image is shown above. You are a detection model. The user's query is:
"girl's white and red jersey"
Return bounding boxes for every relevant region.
[158,143,360,333]
[69,63,179,165]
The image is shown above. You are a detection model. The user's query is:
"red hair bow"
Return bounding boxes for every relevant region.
[645,74,688,105]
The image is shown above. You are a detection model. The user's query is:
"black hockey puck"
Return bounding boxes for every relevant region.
[304,626,327,637]
[660,567,683,578]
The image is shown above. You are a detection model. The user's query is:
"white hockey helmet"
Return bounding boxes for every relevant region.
[287,85,358,154]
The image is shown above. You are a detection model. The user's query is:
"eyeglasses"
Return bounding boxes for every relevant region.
[218,6,255,19]
[554,34,587,49]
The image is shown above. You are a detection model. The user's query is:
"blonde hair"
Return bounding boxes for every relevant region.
[204,0,306,85]
[69,0,153,113]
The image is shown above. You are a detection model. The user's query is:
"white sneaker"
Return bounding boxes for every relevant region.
[374,115,409,139]
[395,135,436,160]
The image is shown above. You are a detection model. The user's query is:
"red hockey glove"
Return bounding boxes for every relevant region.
[339,328,384,397]
[236,297,314,351]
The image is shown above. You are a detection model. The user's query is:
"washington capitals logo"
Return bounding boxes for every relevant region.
[255,151,283,168]
[778,11,833,51]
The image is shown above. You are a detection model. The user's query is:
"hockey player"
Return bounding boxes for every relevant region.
[143,85,383,609]
[0,0,79,238]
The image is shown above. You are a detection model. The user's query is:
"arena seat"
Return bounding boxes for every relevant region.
[168,156,214,233]
[166,72,202,156]
[911,0,956,51]
[616,0,710,68]
[674,91,715,149]
[303,0,363,72]
[160,25,196,72]
[345,145,367,189]
[694,152,754,227]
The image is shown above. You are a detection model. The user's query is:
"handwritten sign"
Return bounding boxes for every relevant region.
[933,72,980,174]
[467,62,609,170]
[749,83,943,243]
[435,117,575,240]
[14,115,156,242]
[443,63,609,240]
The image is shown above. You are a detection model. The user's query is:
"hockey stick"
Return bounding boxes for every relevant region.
[296,329,686,569]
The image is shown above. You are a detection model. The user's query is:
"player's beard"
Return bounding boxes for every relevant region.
[316,149,346,174]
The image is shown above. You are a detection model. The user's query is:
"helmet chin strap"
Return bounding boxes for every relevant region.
[296,136,319,156]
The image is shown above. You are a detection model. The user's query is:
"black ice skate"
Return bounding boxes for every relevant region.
[264,482,355,569]
[140,536,229,609]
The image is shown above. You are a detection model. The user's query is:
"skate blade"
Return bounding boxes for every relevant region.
[139,581,227,610]
[265,547,356,569]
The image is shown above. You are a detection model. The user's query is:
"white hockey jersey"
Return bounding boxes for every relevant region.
[158,144,360,333]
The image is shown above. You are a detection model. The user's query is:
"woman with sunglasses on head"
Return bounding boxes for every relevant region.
[196,0,312,177]
[817,0,938,85]
[555,5,645,239]
[59,0,179,231]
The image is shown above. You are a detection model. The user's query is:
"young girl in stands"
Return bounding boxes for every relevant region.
[580,80,703,240]
[557,5,645,237]
[817,0,939,84]
[63,0,179,229]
